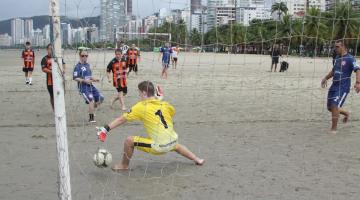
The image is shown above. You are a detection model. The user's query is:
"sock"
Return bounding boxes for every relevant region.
[89,114,94,121]
[29,77,32,83]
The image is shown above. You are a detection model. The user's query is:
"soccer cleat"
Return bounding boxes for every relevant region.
[89,119,96,123]
[26,81,29,85]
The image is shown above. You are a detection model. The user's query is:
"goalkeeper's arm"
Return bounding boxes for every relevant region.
[107,116,127,130]
[97,116,127,142]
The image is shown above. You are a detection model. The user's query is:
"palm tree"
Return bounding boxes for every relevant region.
[271,2,288,21]
[304,7,328,52]
[329,2,360,40]
[189,28,202,46]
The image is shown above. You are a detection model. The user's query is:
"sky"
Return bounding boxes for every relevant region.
[0,0,273,21]
[0,0,197,20]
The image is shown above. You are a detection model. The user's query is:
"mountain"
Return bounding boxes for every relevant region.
[0,15,100,35]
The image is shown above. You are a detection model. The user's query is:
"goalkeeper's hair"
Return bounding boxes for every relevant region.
[138,81,155,97]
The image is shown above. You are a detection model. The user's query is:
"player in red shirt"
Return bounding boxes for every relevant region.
[41,43,66,111]
[127,44,140,76]
[22,41,35,85]
[107,49,128,111]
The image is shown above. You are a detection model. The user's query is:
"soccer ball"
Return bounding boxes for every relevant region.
[93,148,112,168]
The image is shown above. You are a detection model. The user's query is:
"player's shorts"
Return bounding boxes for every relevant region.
[172,57,178,62]
[327,89,348,109]
[162,61,170,68]
[133,136,178,155]
[81,87,104,104]
[116,86,128,94]
[128,64,138,72]
[23,67,34,72]
[47,85,54,98]
[272,57,279,64]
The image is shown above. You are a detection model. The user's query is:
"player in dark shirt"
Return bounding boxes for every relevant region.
[41,43,66,111]
[321,40,360,134]
[270,45,282,72]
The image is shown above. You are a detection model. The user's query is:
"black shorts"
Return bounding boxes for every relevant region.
[173,57,178,62]
[47,85,54,98]
[272,57,279,64]
[23,67,34,72]
[128,64,138,72]
[116,86,128,94]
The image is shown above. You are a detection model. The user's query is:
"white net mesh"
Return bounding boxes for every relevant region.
[2,0,360,200]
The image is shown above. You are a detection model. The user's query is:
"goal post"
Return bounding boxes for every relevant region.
[116,32,172,51]
[50,0,72,199]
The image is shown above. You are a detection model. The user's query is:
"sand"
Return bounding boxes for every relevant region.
[0,49,360,200]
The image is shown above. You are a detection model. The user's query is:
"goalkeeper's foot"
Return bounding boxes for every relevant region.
[111,163,129,172]
[195,158,205,166]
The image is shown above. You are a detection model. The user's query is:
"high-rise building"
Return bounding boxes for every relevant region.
[207,0,236,30]
[0,34,12,47]
[43,24,51,45]
[325,0,360,10]
[85,25,99,43]
[307,0,326,11]
[190,9,207,33]
[100,0,131,41]
[274,0,308,17]
[127,0,132,15]
[24,19,33,39]
[11,18,24,45]
[32,29,44,46]
[191,0,202,13]
[142,15,159,32]
[236,0,270,26]
[61,23,72,46]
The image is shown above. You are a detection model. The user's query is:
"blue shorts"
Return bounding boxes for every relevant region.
[81,87,104,104]
[327,90,348,109]
[162,60,170,68]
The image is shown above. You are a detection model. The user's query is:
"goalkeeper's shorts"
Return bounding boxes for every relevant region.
[133,136,178,155]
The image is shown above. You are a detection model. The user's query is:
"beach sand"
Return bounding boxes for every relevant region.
[1,49,360,200]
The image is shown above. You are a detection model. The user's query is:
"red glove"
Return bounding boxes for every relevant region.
[155,85,164,100]
[96,126,109,142]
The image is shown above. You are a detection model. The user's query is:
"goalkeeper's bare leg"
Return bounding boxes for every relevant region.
[175,144,205,165]
[112,136,135,171]
[112,137,205,171]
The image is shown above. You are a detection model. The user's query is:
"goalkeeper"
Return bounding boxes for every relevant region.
[96,81,204,171]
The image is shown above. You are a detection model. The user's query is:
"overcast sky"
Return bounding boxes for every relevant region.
[0,0,273,21]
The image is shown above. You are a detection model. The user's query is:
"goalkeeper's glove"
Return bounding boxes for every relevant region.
[96,125,110,142]
[155,85,164,100]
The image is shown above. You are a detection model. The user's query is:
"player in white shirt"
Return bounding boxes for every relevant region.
[171,45,180,69]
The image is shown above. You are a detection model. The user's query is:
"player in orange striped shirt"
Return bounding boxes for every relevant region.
[41,43,66,111]
[22,41,35,85]
[127,44,140,76]
[107,49,128,111]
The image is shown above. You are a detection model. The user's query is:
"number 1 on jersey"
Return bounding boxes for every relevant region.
[155,110,168,129]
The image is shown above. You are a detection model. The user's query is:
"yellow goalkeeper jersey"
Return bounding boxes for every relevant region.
[122,98,178,145]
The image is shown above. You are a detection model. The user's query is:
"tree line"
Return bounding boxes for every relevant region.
[144,2,360,56]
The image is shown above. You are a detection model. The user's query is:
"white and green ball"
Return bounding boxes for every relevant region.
[93,148,112,168]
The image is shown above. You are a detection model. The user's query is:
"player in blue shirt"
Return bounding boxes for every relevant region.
[73,50,104,123]
[321,40,360,134]
[158,42,173,79]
